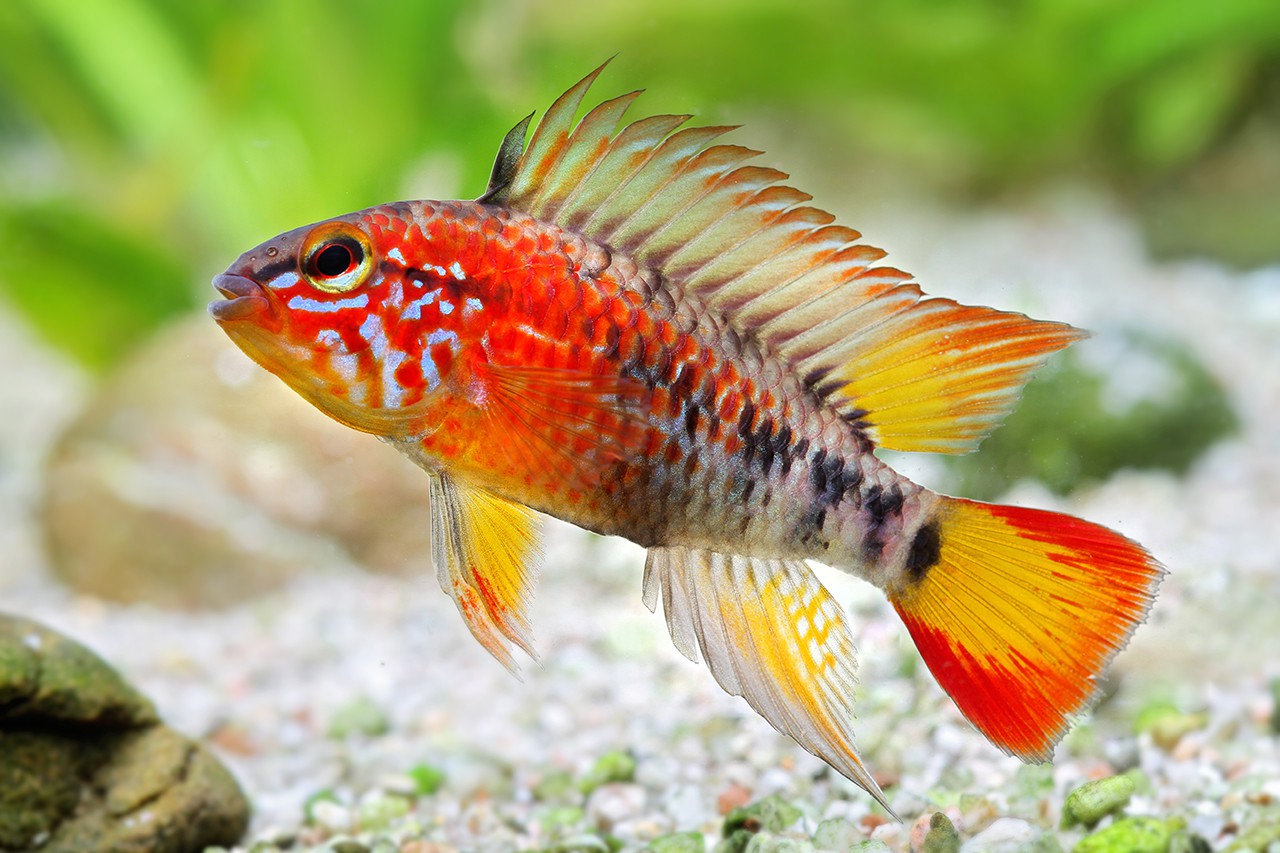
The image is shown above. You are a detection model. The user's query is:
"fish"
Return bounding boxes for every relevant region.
[210,63,1163,812]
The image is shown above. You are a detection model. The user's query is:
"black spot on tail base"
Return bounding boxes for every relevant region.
[905,521,942,582]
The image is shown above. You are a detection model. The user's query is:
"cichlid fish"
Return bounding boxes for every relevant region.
[210,65,1163,811]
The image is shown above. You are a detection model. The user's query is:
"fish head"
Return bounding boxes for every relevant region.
[210,210,439,439]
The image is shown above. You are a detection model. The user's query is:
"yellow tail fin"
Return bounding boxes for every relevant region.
[888,497,1163,761]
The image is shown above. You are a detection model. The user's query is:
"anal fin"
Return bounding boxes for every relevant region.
[429,472,542,674]
[644,547,894,814]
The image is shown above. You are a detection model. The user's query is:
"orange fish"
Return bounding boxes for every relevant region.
[210,65,1163,812]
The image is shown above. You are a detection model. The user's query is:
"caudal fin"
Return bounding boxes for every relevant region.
[888,497,1163,762]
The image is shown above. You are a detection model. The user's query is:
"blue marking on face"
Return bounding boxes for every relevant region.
[402,288,442,321]
[420,349,440,391]
[381,348,408,408]
[426,329,459,346]
[289,293,370,313]
[315,329,343,349]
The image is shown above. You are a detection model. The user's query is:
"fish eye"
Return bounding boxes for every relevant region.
[300,222,375,293]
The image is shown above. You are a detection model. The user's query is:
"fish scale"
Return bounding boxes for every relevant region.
[371,200,910,560]
[210,64,1163,813]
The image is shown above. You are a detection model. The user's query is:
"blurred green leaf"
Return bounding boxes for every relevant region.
[2,0,1280,370]
[0,201,191,370]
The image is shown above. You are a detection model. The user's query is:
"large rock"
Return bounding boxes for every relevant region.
[42,314,432,608]
[0,613,249,852]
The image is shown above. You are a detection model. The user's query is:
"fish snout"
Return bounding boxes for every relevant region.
[209,274,271,322]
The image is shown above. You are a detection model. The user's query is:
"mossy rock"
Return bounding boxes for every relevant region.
[941,328,1236,499]
[0,614,157,727]
[0,613,249,852]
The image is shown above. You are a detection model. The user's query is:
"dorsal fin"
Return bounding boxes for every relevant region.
[477,112,534,205]
[498,66,1083,454]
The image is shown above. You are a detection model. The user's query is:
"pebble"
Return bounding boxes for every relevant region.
[584,783,646,830]
[961,817,1037,851]
[1061,775,1136,828]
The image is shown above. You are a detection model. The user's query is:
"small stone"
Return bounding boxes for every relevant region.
[539,805,586,831]
[718,784,752,816]
[406,762,447,796]
[649,831,706,853]
[1073,817,1173,853]
[962,818,1061,852]
[1223,809,1280,852]
[547,834,611,853]
[326,695,391,739]
[1169,829,1212,853]
[1061,775,1136,829]
[356,791,411,831]
[716,829,755,853]
[585,782,646,830]
[330,839,372,853]
[401,843,460,853]
[578,750,638,794]
[812,817,859,851]
[744,832,814,852]
[723,795,803,836]
[1134,701,1209,751]
[309,799,353,833]
[919,812,960,853]
[850,843,892,852]
[303,788,341,825]
[1268,677,1280,735]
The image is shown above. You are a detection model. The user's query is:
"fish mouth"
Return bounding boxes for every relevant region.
[209,274,271,322]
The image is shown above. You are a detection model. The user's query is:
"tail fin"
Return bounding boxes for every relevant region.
[888,497,1163,761]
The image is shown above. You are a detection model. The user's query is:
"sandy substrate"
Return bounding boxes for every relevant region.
[2,193,1277,851]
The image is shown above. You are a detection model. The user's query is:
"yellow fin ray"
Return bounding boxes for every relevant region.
[643,548,894,815]
[428,473,541,674]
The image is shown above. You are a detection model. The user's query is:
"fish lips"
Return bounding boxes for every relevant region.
[209,274,272,323]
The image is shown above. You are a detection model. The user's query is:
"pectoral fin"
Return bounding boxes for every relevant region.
[643,547,894,814]
[477,360,651,490]
[429,472,541,674]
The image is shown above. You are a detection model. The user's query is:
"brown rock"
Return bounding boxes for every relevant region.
[43,314,432,608]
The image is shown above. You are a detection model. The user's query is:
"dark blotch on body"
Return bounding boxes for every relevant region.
[864,483,905,531]
[809,450,863,509]
[684,405,700,441]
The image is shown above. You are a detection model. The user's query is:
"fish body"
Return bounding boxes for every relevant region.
[212,66,1163,812]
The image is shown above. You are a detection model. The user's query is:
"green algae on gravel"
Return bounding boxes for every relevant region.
[1073,816,1213,853]
[1061,775,1137,828]
[578,750,638,794]
[921,812,960,853]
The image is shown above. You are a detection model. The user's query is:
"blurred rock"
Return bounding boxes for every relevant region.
[0,613,248,852]
[42,314,432,608]
[942,328,1237,500]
